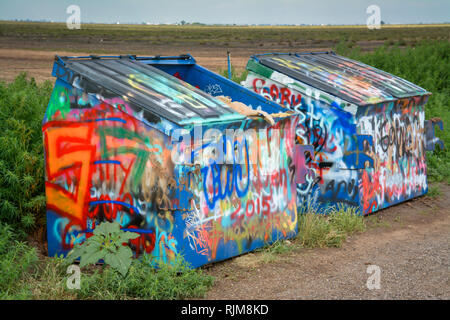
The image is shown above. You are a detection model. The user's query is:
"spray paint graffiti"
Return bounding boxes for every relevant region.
[357,97,428,214]
[247,72,368,211]
[44,83,179,264]
[251,77,302,109]
[244,56,430,215]
[44,78,299,267]
[173,116,299,262]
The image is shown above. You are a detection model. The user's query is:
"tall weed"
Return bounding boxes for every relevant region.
[0,73,52,235]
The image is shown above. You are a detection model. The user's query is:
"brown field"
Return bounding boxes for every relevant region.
[0,21,449,83]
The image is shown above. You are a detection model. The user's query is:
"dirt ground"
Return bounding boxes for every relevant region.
[0,47,250,83]
[203,183,450,300]
[0,38,384,83]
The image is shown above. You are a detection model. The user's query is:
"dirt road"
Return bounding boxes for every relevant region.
[204,184,450,300]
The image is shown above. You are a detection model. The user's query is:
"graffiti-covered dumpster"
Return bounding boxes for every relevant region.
[242,52,431,215]
[44,54,299,268]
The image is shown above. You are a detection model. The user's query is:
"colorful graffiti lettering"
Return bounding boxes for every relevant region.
[44,79,299,267]
[252,77,302,109]
[357,97,428,214]
[244,70,428,215]
[176,117,299,262]
[44,82,179,264]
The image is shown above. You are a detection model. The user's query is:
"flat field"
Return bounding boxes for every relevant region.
[0,21,449,82]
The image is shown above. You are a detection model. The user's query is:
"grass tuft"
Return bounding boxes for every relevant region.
[297,205,365,248]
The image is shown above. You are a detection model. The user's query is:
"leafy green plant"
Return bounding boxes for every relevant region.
[73,254,214,300]
[0,222,38,299]
[66,221,139,276]
[0,73,51,236]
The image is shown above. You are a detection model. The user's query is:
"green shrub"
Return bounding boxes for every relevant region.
[0,73,52,236]
[66,221,140,276]
[72,254,214,300]
[0,222,38,299]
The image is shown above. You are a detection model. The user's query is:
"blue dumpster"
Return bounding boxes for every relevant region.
[241,52,431,215]
[44,54,299,268]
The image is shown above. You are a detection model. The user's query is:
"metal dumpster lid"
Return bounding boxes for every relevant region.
[55,55,243,125]
[250,52,430,106]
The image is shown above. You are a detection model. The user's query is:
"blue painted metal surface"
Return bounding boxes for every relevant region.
[44,54,299,268]
[242,52,431,215]
[135,54,285,114]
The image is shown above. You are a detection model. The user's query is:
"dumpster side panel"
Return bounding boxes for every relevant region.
[244,71,366,214]
[357,96,429,214]
[174,116,299,267]
[43,79,181,264]
[44,79,299,268]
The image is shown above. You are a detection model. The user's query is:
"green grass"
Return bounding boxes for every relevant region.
[219,65,249,84]
[0,22,448,47]
[256,206,366,261]
[255,239,297,263]
[0,219,214,300]
[297,206,366,248]
[1,243,214,300]
[0,222,38,299]
[427,185,442,198]
[0,74,51,236]
[366,215,392,229]
[74,255,214,300]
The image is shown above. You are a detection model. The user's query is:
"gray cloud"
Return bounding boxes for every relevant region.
[0,0,448,24]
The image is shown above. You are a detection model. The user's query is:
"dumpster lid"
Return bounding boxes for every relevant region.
[56,56,243,125]
[250,52,430,106]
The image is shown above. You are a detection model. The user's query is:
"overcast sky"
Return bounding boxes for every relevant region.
[0,0,449,25]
